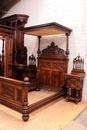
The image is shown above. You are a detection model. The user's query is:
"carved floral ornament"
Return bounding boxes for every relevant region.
[41,42,65,56]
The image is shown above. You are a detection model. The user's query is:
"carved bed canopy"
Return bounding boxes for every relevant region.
[22,22,72,58]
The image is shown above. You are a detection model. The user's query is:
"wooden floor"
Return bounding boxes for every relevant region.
[62,107,87,130]
[0,91,87,130]
[28,89,55,104]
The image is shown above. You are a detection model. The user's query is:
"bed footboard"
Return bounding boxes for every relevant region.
[0,76,30,121]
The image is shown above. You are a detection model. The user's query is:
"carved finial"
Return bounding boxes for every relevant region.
[24,76,29,82]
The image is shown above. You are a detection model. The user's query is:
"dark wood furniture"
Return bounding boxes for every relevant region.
[0,39,4,76]
[0,14,72,121]
[22,22,72,58]
[22,22,72,92]
[65,55,85,104]
[38,42,68,93]
[22,67,38,91]
[0,14,29,78]
[9,54,38,91]
[0,76,30,122]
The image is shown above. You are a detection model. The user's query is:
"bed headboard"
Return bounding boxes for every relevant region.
[38,42,68,92]
[39,42,67,60]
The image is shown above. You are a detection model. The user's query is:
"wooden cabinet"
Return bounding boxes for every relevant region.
[65,74,85,104]
[10,53,38,91]
[0,14,29,77]
[65,55,85,104]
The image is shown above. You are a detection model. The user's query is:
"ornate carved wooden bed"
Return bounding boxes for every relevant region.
[0,14,72,121]
[0,42,69,122]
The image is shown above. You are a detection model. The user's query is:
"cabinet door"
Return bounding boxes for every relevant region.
[70,78,77,89]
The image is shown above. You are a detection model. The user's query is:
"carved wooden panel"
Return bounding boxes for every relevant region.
[38,42,68,92]
[17,89,22,102]
[39,67,65,91]
[2,84,14,99]
[0,76,29,121]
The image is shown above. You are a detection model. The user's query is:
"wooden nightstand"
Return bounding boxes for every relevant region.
[65,55,85,104]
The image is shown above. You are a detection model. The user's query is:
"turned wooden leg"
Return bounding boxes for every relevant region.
[75,90,79,104]
[22,99,29,121]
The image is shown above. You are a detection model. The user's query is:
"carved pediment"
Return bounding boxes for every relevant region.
[41,42,65,55]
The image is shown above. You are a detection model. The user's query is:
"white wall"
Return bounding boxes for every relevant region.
[3,0,87,102]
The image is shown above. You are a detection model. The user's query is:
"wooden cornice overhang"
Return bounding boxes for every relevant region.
[21,22,72,36]
[0,14,29,28]
[22,22,72,58]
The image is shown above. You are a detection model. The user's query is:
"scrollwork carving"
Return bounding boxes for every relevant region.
[41,42,66,56]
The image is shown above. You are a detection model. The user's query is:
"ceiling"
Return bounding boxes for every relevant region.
[0,0,20,18]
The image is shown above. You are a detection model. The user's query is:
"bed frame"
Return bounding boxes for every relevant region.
[0,15,72,121]
[0,42,68,121]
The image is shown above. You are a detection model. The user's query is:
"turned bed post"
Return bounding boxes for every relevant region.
[37,36,41,58]
[22,77,30,121]
[65,33,70,58]
[36,36,41,91]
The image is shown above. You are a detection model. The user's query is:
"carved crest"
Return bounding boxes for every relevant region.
[41,42,66,56]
